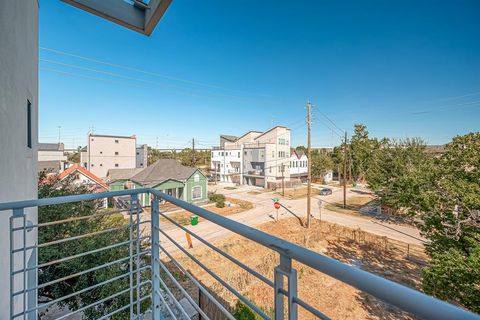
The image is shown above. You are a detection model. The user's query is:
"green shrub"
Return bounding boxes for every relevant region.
[208,192,226,207]
[233,301,256,320]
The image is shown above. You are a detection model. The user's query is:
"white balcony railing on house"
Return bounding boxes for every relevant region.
[1,188,479,320]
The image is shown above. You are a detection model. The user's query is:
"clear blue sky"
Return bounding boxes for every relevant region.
[39,0,480,149]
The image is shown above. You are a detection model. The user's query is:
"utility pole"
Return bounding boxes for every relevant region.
[281,164,285,196]
[192,138,196,165]
[343,131,347,209]
[307,101,312,228]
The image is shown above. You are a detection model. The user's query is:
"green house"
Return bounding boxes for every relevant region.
[107,159,208,207]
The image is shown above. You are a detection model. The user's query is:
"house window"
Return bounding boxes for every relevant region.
[238,152,240,158]
[115,164,119,167]
[272,151,275,158]
[140,163,143,166]
[194,174,200,182]
[27,100,32,148]
[244,151,247,155]
[136,152,139,155]
[115,139,119,143]
[192,186,202,200]
[115,152,119,155]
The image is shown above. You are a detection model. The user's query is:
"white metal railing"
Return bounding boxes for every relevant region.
[0,188,479,320]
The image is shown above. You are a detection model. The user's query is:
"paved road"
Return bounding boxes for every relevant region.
[160,184,426,253]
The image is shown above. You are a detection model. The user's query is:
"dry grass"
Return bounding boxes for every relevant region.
[325,196,374,216]
[279,187,321,199]
[160,197,253,226]
[168,218,426,319]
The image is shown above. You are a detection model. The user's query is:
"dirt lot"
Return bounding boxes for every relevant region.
[167,218,426,319]
[160,197,253,226]
[277,187,321,200]
[324,195,374,216]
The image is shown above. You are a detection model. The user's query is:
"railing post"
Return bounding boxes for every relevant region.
[129,194,137,319]
[274,255,298,320]
[151,195,161,320]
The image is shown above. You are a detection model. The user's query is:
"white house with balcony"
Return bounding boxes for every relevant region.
[211,126,293,188]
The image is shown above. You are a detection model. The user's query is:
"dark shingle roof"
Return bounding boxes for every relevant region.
[38,160,62,174]
[131,159,198,187]
[38,143,64,151]
[107,168,144,181]
[220,135,238,142]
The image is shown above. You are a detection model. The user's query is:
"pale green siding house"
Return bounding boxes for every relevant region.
[107,159,208,207]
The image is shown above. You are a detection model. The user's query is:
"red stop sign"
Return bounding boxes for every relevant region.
[274,202,280,209]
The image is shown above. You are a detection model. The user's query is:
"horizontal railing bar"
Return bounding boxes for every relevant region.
[14,266,151,317]
[159,228,270,320]
[157,274,193,320]
[12,250,150,296]
[158,260,210,320]
[12,221,149,253]
[158,211,274,287]
[13,236,149,274]
[0,188,150,211]
[151,189,480,320]
[55,280,151,320]
[11,208,132,231]
[96,295,151,320]
[159,245,236,320]
[293,296,331,320]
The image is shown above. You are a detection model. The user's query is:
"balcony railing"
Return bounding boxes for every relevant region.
[1,189,479,320]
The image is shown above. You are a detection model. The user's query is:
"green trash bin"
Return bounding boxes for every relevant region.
[191,215,199,226]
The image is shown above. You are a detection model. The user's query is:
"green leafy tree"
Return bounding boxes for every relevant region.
[38,174,147,319]
[310,149,333,181]
[349,124,380,182]
[366,137,435,211]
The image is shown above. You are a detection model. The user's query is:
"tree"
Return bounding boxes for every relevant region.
[310,149,333,181]
[365,133,480,312]
[38,173,148,319]
[366,137,435,212]
[349,124,379,182]
[415,133,480,312]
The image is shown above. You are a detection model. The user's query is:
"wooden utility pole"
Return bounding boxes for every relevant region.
[192,138,196,165]
[343,131,347,209]
[307,101,312,228]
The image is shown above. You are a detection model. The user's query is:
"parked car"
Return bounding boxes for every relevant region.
[319,188,333,196]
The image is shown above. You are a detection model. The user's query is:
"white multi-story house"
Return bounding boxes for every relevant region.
[289,148,309,182]
[211,126,293,188]
[80,134,137,178]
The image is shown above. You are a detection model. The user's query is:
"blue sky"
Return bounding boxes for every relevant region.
[39,0,480,149]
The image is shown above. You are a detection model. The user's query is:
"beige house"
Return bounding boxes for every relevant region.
[81,134,137,178]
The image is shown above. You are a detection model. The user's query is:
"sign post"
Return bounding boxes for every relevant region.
[273,199,281,221]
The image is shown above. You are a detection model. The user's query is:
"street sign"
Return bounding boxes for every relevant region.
[274,202,280,209]
[273,198,279,202]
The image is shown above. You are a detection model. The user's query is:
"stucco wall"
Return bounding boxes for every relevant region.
[0,0,39,318]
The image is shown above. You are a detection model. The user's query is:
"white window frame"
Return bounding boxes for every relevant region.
[192,185,202,200]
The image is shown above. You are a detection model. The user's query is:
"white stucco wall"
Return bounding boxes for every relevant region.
[0,1,39,318]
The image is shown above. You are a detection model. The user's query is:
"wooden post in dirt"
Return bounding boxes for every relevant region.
[307,101,312,228]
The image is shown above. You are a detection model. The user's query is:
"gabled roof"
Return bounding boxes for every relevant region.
[59,164,107,189]
[107,168,144,182]
[131,159,199,187]
[253,125,289,140]
[236,130,263,141]
[290,148,306,159]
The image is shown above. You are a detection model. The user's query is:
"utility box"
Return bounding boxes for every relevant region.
[191,215,199,226]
